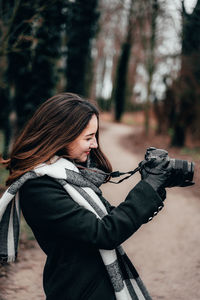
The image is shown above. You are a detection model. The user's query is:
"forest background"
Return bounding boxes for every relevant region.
[0,0,200,177]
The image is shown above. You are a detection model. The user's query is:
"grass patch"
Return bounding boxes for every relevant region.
[0,168,8,187]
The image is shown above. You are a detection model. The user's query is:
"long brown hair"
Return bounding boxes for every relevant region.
[1,93,112,186]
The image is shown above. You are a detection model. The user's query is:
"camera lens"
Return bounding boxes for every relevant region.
[173,159,194,182]
[187,161,195,181]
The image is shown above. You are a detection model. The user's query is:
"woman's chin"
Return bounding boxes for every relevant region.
[75,155,87,163]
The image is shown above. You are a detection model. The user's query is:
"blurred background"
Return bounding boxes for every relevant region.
[0,0,200,157]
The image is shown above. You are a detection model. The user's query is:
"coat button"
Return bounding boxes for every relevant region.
[158,206,163,211]
[153,211,158,216]
[148,217,153,221]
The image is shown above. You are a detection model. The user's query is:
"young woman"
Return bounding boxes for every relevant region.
[0,93,172,300]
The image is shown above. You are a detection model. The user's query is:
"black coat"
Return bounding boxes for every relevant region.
[19,175,164,300]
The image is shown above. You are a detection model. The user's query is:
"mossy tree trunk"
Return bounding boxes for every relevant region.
[65,0,100,97]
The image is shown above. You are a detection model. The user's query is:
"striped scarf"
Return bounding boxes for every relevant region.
[0,156,152,300]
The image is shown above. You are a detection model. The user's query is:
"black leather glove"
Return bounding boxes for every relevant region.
[139,147,195,199]
[139,158,171,200]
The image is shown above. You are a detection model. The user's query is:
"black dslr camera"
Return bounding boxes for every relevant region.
[108,146,194,187]
[140,147,195,187]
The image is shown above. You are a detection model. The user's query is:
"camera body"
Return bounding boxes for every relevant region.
[141,147,194,187]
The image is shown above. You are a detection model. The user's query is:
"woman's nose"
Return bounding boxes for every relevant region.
[90,137,98,149]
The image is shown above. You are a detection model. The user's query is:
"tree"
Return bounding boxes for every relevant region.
[91,0,125,104]
[27,0,65,116]
[135,0,160,134]
[3,0,35,155]
[0,0,66,156]
[111,0,160,124]
[65,0,100,97]
[112,0,135,122]
[143,0,159,135]
[170,0,200,146]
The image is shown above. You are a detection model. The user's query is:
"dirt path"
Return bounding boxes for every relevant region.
[0,242,45,300]
[1,120,200,300]
[100,121,200,300]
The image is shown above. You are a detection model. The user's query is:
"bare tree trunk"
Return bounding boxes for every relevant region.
[144,0,159,135]
[170,0,200,146]
[113,0,135,122]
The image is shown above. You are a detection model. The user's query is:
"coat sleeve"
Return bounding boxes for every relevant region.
[19,176,164,250]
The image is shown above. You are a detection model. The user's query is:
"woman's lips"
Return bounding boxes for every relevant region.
[85,151,90,155]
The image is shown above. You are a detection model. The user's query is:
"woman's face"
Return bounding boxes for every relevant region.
[68,114,98,162]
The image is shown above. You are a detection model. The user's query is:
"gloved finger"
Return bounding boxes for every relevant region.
[138,159,152,169]
[138,160,149,178]
[140,169,148,180]
[157,188,166,201]
[168,181,195,187]
[155,159,170,171]
[179,181,195,187]
[147,159,170,173]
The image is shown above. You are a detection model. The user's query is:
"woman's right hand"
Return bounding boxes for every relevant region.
[140,159,171,191]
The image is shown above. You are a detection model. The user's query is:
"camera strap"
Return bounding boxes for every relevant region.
[108,166,141,184]
[104,159,155,184]
[76,163,142,184]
